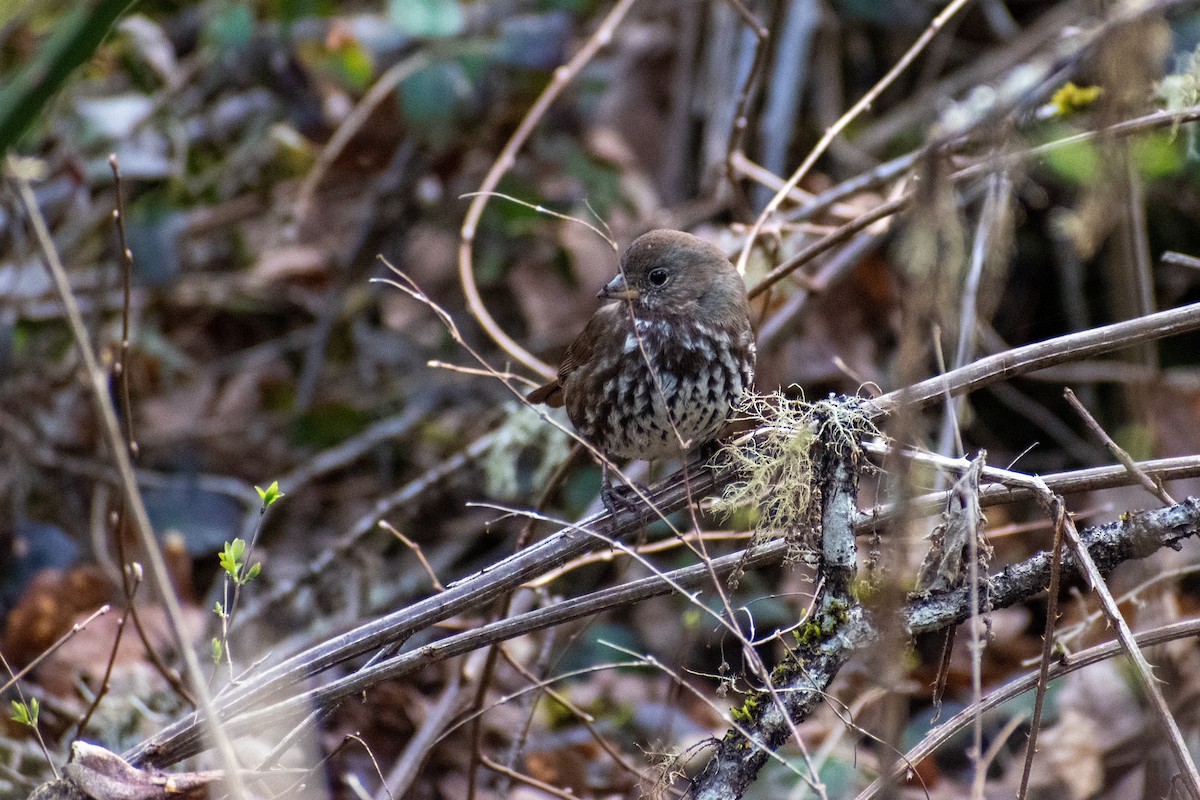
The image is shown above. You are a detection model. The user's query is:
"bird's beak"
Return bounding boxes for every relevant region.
[598,274,640,301]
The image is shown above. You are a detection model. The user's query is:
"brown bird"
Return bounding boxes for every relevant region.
[528,229,756,498]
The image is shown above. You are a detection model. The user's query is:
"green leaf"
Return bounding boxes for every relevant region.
[206,4,254,52]
[1041,137,1099,185]
[318,39,375,93]
[214,601,224,616]
[388,0,463,38]
[211,637,223,664]
[246,562,262,582]
[289,404,372,449]
[0,0,134,152]
[10,698,37,727]
[219,539,246,579]
[276,0,335,24]
[255,481,285,507]
[1132,133,1184,179]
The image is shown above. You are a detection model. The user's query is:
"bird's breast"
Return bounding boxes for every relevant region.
[564,315,755,461]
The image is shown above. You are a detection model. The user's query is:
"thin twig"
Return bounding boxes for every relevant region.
[965,457,987,798]
[973,713,1030,800]
[734,0,975,276]
[290,52,429,232]
[0,651,57,776]
[127,296,1200,770]
[497,645,650,786]
[7,156,250,800]
[1000,470,1200,798]
[0,605,111,695]
[866,300,1200,417]
[73,572,137,738]
[795,103,1200,226]
[109,156,137,457]
[1055,563,1200,651]
[346,734,393,800]
[1162,250,1200,271]
[236,427,496,624]
[460,191,616,250]
[479,754,578,800]
[375,259,692,554]
[1063,387,1176,505]
[458,0,638,381]
[750,105,1200,300]
[1015,493,1064,800]
[375,665,463,800]
[749,196,906,300]
[720,0,770,218]
[379,521,445,592]
[129,491,1200,770]
[857,618,1200,800]
[103,156,196,703]
[1055,508,1200,798]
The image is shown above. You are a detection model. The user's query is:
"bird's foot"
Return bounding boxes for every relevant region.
[600,480,652,518]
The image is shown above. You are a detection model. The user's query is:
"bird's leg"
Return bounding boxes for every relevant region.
[676,441,724,479]
[599,463,628,517]
[695,439,722,465]
[600,463,651,518]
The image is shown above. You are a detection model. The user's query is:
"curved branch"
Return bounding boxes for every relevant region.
[457,0,639,382]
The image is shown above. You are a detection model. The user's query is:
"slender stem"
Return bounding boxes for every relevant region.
[8,157,249,800]
[733,0,975,276]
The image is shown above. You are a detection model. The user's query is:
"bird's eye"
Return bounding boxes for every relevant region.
[648,268,669,287]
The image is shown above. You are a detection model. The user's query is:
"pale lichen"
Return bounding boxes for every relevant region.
[484,402,573,500]
[715,391,876,562]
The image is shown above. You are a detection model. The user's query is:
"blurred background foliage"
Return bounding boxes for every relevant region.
[6,0,1200,797]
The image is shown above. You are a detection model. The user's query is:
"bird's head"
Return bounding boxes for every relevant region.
[598,230,748,322]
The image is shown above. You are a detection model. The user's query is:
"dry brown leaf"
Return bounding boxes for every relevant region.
[2,566,113,669]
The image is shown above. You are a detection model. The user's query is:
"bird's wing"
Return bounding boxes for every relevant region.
[526,305,616,408]
[557,304,612,381]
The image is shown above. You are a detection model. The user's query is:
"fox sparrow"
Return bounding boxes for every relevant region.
[528,229,756,474]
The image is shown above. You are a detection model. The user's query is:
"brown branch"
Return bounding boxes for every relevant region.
[858,617,1200,799]
[458,0,639,381]
[125,299,1200,772]
[865,300,1200,418]
[749,104,1200,300]
[1063,387,1177,505]
[1028,482,1200,796]
[733,0,975,276]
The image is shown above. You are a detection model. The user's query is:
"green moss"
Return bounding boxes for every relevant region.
[730,691,764,724]
[828,598,850,625]
[795,599,851,647]
[851,575,878,602]
[796,619,826,647]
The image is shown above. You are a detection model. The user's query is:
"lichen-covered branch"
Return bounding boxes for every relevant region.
[687,480,1200,798]
[688,434,868,799]
[905,498,1200,634]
